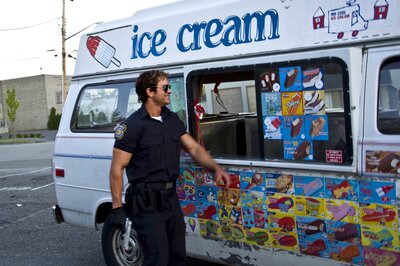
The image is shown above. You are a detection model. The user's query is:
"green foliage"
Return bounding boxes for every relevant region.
[5,88,20,133]
[47,107,62,130]
[16,134,22,138]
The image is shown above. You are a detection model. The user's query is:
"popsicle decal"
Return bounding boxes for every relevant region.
[86,36,121,68]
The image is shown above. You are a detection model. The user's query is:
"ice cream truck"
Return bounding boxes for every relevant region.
[51,0,400,265]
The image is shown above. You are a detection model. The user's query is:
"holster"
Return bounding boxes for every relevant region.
[125,182,174,214]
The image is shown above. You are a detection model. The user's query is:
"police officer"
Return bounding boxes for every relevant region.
[109,70,231,266]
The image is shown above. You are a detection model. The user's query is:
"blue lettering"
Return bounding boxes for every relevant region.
[222,16,242,46]
[242,10,280,43]
[204,19,223,48]
[131,25,167,59]
[176,24,193,52]
[176,9,280,53]
[137,32,152,58]
[151,29,167,56]
[191,22,207,50]
[131,25,140,59]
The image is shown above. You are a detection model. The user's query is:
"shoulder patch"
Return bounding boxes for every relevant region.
[114,124,127,140]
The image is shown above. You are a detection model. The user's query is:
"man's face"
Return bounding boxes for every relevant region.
[152,78,171,106]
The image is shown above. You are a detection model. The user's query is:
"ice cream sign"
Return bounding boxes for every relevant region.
[313,0,390,39]
[86,8,280,68]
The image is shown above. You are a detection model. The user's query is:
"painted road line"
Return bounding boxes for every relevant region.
[0,186,32,191]
[0,167,51,179]
[31,182,55,191]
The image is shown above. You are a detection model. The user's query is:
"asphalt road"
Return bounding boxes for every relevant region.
[0,141,223,266]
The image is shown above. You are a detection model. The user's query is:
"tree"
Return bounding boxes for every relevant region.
[5,88,20,133]
[47,106,62,130]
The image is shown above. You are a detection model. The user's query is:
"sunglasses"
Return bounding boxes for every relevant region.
[151,84,171,92]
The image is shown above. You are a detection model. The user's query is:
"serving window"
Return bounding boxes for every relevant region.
[188,58,353,165]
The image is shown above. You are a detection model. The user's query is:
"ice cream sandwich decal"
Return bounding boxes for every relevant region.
[302,68,324,90]
[303,90,326,115]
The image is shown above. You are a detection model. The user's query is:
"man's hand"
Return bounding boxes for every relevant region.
[215,167,231,189]
[109,207,127,233]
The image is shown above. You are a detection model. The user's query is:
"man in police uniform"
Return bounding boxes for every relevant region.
[109,70,231,266]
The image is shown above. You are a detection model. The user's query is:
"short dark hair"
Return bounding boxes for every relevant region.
[136,70,168,103]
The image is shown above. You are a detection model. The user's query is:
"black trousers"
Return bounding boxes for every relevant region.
[132,192,186,266]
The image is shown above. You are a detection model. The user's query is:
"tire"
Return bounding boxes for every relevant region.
[102,215,144,266]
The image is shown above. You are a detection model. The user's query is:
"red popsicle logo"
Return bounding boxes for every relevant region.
[86,36,121,68]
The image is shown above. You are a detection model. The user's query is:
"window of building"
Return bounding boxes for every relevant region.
[377,57,400,134]
[188,58,352,165]
[55,91,62,104]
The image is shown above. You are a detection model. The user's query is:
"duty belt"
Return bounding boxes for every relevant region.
[130,181,174,190]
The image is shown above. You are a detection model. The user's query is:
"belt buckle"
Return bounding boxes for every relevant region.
[165,182,173,189]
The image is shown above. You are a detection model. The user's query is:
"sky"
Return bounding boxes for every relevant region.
[0,0,178,80]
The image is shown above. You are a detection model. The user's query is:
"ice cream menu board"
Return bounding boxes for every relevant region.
[259,66,328,161]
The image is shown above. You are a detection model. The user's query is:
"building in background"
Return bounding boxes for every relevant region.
[0,74,70,133]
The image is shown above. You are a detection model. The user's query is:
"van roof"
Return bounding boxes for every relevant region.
[74,0,400,77]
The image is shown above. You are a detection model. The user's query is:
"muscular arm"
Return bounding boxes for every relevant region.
[110,148,132,209]
[180,133,231,188]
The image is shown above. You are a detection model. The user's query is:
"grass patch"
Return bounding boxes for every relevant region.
[0,138,36,145]
[0,132,47,144]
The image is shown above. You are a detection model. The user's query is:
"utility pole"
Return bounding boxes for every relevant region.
[61,0,67,105]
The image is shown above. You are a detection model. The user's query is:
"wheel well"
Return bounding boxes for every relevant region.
[96,202,112,224]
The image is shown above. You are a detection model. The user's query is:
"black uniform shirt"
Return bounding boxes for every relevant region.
[113,105,187,183]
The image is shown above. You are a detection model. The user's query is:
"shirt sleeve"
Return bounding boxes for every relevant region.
[174,113,187,137]
[113,122,141,154]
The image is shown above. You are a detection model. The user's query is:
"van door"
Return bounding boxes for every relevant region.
[362,44,400,177]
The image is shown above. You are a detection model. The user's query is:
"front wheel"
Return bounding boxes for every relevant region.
[102,215,144,266]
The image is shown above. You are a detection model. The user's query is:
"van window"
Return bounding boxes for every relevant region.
[71,81,134,132]
[188,58,352,165]
[377,57,400,134]
[71,77,186,132]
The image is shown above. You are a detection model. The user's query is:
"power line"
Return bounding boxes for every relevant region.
[0,17,60,31]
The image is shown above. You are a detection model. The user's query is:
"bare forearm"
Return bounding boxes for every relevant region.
[189,145,220,172]
[110,165,124,209]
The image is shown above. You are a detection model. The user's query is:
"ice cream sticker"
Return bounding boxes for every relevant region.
[279,66,303,92]
[295,176,325,198]
[303,90,326,115]
[359,180,396,205]
[302,67,324,90]
[261,92,282,116]
[325,178,359,201]
[282,116,305,140]
[365,151,400,174]
[284,140,313,161]
[281,92,304,116]
[304,115,329,140]
[263,116,283,139]
[259,70,280,92]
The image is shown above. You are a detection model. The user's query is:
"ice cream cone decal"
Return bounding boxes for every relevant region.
[188,218,196,232]
[87,36,121,68]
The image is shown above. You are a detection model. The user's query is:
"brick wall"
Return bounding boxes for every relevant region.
[0,74,70,132]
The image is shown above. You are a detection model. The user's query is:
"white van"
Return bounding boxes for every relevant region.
[52,0,400,265]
